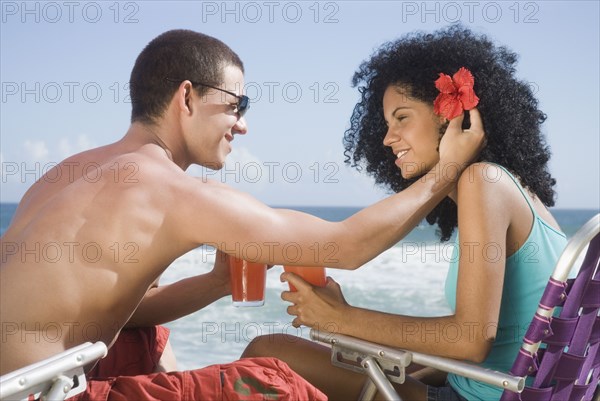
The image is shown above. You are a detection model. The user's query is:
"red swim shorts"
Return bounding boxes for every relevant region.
[72,326,326,401]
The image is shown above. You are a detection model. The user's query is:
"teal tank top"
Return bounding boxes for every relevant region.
[445,164,567,400]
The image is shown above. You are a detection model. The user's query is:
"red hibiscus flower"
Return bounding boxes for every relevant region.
[433,67,480,120]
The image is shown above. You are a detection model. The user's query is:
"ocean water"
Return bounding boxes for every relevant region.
[1,203,597,370]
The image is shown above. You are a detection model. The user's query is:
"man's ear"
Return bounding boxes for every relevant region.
[175,81,193,114]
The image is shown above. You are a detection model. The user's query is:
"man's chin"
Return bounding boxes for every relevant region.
[197,160,225,171]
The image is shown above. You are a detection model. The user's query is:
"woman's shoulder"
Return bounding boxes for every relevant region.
[457,162,513,191]
[456,162,521,211]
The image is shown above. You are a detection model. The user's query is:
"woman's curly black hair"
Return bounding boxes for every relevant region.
[343,25,556,241]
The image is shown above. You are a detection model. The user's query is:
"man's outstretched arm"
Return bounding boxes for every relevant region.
[177,110,484,269]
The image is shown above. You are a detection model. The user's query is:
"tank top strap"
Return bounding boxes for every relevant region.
[487,162,537,217]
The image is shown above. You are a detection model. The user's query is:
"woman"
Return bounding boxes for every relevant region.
[243,25,567,401]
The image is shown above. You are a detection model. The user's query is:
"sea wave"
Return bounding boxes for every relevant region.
[162,243,452,370]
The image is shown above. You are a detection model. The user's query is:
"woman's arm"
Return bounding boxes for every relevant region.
[283,163,511,363]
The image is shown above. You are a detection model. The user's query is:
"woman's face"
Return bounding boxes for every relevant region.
[382,85,445,179]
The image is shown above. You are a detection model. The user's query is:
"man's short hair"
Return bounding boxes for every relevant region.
[129,29,244,125]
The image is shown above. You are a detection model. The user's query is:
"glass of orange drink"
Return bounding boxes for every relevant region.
[283,265,327,292]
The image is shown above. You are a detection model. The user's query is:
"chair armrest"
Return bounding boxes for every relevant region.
[310,329,524,394]
[0,342,107,401]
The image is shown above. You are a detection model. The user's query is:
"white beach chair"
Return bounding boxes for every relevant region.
[0,342,107,401]
[311,213,600,401]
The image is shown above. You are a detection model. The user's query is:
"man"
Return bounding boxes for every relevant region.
[0,30,484,400]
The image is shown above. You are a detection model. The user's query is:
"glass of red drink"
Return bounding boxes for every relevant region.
[229,257,267,307]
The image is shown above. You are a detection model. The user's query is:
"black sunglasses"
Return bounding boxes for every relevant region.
[166,78,249,117]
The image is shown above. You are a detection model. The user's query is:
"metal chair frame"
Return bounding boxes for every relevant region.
[0,342,107,401]
[312,213,600,401]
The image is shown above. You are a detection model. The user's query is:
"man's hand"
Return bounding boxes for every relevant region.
[210,250,232,293]
[438,108,486,171]
[281,273,349,331]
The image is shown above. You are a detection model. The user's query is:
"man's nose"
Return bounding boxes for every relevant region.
[233,116,247,135]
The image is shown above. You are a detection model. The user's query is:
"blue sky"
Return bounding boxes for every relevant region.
[1,1,599,209]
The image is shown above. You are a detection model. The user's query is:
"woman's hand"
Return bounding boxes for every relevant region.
[281,272,350,331]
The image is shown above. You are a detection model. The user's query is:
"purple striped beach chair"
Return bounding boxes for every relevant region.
[311,213,600,401]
